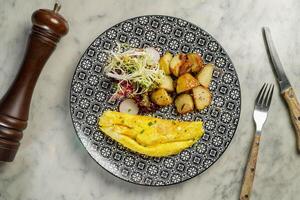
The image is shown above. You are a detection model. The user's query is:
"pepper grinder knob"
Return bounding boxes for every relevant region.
[0,3,69,162]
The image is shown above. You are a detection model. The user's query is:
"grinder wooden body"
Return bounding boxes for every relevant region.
[0,4,68,162]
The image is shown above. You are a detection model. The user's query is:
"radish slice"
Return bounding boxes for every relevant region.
[145,47,160,64]
[119,99,139,114]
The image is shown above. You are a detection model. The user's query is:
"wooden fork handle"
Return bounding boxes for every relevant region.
[240,134,261,200]
[282,87,300,152]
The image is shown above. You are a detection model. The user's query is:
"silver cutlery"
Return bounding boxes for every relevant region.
[240,83,274,200]
[263,27,300,152]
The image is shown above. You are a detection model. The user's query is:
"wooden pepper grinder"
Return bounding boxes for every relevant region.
[0,3,68,162]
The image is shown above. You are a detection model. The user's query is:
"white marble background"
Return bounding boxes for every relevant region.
[1,0,300,199]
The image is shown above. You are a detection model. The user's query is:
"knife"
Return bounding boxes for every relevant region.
[263,27,300,152]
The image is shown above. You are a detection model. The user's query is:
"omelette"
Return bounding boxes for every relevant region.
[98,111,204,157]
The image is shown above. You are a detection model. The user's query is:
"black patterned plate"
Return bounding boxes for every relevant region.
[70,15,241,186]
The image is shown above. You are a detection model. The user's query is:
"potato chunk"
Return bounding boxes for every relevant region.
[159,52,173,75]
[176,73,199,94]
[175,94,194,114]
[192,86,212,110]
[187,53,204,73]
[151,88,173,106]
[159,75,174,92]
[179,60,192,75]
[170,53,187,77]
[196,63,214,88]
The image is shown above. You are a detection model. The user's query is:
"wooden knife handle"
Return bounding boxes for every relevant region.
[282,87,300,152]
[0,3,68,162]
[240,134,261,200]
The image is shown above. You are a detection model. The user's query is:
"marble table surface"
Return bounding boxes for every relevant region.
[1,0,300,199]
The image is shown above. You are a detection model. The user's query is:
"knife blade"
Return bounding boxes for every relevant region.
[262,27,291,93]
[262,27,300,153]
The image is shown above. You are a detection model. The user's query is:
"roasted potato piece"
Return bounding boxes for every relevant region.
[196,63,214,88]
[159,52,173,75]
[192,86,212,110]
[187,53,204,73]
[151,88,173,106]
[179,60,192,75]
[170,53,187,77]
[159,75,174,92]
[176,73,199,94]
[175,94,194,114]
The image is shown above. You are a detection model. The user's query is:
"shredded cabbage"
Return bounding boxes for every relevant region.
[104,44,164,97]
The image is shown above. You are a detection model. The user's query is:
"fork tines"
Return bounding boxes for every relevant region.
[255,83,274,109]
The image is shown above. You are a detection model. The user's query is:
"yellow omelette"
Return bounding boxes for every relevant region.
[98,111,204,157]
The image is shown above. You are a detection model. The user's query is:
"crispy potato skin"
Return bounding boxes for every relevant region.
[151,88,173,106]
[159,75,174,92]
[176,73,199,94]
[175,94,194,114]
[187,53,205,73]
[170,53,188,77]
[170,53,195,76]
[159,52,173,75]
[196,63,214,88]
[179,59,192,75]
[192,86,212,110]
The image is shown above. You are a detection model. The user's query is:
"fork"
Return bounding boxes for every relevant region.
[240,83,274,200]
